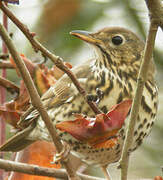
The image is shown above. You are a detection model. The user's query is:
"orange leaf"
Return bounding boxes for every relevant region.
[0,101,21,127]
[92,137,118,149]
[8,141,60,180]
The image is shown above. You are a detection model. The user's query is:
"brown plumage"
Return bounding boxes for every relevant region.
[0,27,158,166]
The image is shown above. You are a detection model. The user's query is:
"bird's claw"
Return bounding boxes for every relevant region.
[51,141,71,164]
[86,88,104,104]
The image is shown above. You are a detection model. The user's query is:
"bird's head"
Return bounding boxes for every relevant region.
[70,27,145,69]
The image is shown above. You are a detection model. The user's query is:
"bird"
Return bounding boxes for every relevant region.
[0,27,158,170]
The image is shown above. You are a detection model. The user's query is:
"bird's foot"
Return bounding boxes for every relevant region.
[51,141,71,164]
[86,88,104,104]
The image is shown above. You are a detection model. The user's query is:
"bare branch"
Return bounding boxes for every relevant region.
[0,23,80,180]
[0,60,13,68]
[0,159,105,180]
[145,0,163,30]
[0,76,19,94]
[119,21,158,180]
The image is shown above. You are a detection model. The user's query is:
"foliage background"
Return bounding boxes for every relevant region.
[0,0,163,179]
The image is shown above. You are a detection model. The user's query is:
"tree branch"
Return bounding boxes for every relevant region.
[145,0,163,30]
[0,60,13,68]
[119,21,158,180]
[0,1,102,115]
[0,76,19,94]
[0,159,105,180]
[0,23,80,180]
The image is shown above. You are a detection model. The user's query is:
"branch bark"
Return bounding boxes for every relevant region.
[0,159,105,180]
[0,23,80,180]
[119,21,158,180]
[0,76,19,94]
[145,0,163,30]
[0,60,13,68]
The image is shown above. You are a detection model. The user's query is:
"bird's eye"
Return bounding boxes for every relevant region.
[111,35,123,45]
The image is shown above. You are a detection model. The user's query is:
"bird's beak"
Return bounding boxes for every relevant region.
[70,30,101,44]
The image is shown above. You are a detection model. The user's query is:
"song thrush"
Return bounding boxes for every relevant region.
[0,27,158,166]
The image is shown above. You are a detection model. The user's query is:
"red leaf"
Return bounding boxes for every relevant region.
[56,99,132,147]
[9,141,60,180]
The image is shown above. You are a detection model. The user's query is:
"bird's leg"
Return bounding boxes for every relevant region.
[51,141,71,164]
[101,165,111,180]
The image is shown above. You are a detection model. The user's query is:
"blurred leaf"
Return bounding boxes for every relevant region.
[8,141,60,180]
[1,0,19,4]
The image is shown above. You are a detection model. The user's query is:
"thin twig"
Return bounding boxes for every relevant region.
[119,21,158,180]
[0,1,102,115]
[101,165,111,180]
[0,3,8,179]
[0,159,105,180]
[145,0,163,30]
[0,60,13,68]
[0,53,9,60]
[0,76,19,94]
[0,24,80,180]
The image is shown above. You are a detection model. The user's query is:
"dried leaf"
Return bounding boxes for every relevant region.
[0,101,21,127]
[56,99,132,148]
[10,54,36,77]
[8,141,60,180]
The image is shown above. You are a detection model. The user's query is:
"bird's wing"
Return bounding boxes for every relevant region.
[19,59,93,125]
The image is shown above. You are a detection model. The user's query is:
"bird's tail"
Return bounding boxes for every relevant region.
[0,123,35,152]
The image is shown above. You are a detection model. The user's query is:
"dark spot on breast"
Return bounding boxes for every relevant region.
[141,96,152,113]
[128,82,133,92]
[143,133,147,138]
[137,139,142,146]
[139,131,144,138]
[73,146,79,151]
[119,129,124,136]
[99,61,102,69]
[101,148,104,152]
[145,82,154,100]
[134,131,138,136]
[89,85,95,91]
[122,71,129,81]
[116,78,122,88]
[138,124,143,130]
[115,144,120,150]
[59,133,63,137]
[146,123,150,129]
[124,86,129,96]
[122,135,125,140]
[150,121,154,127]
[143,118,147,125]
[97,71,106,88]
[117,92,123,104]
[105,80,113,95]
[154,102,158,109]
[137,115,140,122]
[82,146,86,149]
[116,150,121,156]
[101,106,108,113]
[68,139,73,144]
[151,113,156,119]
